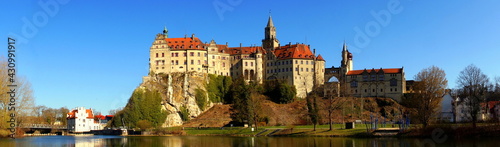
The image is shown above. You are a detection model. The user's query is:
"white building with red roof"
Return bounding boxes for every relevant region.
[67,107,101,133]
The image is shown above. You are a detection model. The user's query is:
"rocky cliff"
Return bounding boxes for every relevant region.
[141,72,213,127]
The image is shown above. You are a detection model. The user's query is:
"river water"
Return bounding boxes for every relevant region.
[0,135,497,147]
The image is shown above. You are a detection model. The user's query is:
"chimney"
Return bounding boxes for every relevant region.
[191,34,195,40]
[288,42,291,46]
[226,42,228,47]
[184,34,187,38]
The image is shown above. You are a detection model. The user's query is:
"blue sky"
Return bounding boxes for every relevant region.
[2,0,500,114]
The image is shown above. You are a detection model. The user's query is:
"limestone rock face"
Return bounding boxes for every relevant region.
[141,72,211,127]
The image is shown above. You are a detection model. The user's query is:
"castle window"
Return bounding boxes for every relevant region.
[190,52,194,56]
[306,68,309,72]
[156,53,158,58]
[350,81,358,87]
[301,68,303,71]
[290,67,292,71]
[306,61,309,65]
[379,75,385,81]
[171,53,174,57]
[198,60,201,65]
[212,56,215,59]
[295,68,298,71]
[245,62,248,66]
[183,53,187,57]
[156,61,159,65]
[162,60,165,65]
[390,79,398,86]
[175,53,179,57]
[301,61,303,64]
[371,75,376,81]
[380,89,383,92]
[176,60,178,65]
[204,60,207,64]
[204,53,207,57]
[171,60,174,65]
[162,53,164,57]
[223,62,226,67]
[295,60,298,64]
[191,60,194,65]
[212,62,215,66]
[184,60,187,65]
[198,52,200,57]
[251,62,253,66]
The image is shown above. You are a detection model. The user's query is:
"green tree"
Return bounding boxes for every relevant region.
[306,93,320,131]
[109,89,167,128]
[195,88,208,110]
[206,74,232,103]
[264,80,296,104]
[136,120,152,130]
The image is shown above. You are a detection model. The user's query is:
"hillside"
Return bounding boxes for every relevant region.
[182,97,406,127]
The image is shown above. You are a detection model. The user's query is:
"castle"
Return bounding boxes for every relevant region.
[147,16,325,98]
[147,15,407,101]
[324,43,406,102]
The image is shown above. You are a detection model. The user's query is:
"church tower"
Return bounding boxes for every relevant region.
[262,15,280,52]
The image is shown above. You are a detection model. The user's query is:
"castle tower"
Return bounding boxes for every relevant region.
[149,27,171,74]
[255,48,263,84]
[262,15,280,52]
[340,42,353,75]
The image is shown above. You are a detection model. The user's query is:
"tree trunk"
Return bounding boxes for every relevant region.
[329,110,333,131]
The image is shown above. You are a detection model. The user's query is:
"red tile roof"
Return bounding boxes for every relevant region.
[317,54,325,61]
[66,108,94,119]
[165,37,206,50]
[347,68,403,75]
[274,44,316,60]
[227,46,265,55]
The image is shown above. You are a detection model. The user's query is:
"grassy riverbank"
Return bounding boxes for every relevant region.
[176,123,500,138]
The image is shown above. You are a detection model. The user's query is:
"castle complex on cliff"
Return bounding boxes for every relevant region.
[146,15,407,101]
[147,16,325,98]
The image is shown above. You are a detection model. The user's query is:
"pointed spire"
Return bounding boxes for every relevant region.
[267,15,274,27]
[342,41,347,52]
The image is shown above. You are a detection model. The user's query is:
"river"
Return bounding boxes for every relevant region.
[0,135,497,146]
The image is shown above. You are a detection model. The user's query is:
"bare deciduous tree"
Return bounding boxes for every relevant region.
[0,59,36,128]
[412,66,448,128]
[457,64,489,128]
